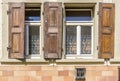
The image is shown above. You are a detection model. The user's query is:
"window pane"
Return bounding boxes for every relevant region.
[25,7,40,21]
[66,26,76,54]
[81,26,91,54]
[29,26,40,55]
[66,11,92,21]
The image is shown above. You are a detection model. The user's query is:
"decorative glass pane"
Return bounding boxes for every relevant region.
[29,26,40,54]
[66,26,76,54]
[66,11,92,21]
[81,26,91,54]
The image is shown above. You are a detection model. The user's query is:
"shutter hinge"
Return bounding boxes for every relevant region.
[97,46,99,50]
[42,12,44,15]
[7,45,11,51]
[7,10,11,15]
[61,48,63,52]
[97,11,99,15]
[42,47,44,51]
[113,4,115,8]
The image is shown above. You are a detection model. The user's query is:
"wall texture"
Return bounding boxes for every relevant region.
[0,66,118,81]
[0,0,2,58]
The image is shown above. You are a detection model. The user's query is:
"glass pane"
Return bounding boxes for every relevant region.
[25,7,40,21]
[66,26,76,54]
[66,11,92,21]
[29,26,40,55]
[81,26,91,54]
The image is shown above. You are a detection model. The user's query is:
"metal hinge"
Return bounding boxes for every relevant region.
[7,45,11,51]
[97,11,99,15]
[42,47,44,51]
[113,4,115,8]
[97,46,99,50]
[42,12,44,15]
[61,48,63,52]
[7,10,11,15]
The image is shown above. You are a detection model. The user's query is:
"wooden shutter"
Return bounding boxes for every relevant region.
[44,2,62,59]
[8,3,25,59]
[99,3,115,58]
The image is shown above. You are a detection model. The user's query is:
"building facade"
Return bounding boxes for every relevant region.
[0,0,120,81]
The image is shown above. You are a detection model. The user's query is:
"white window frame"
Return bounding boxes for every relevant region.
[65,9,94,59]
[25,21,41,59]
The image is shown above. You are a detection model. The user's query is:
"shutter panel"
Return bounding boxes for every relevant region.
[9,3,25,59]
[44,2,62,59]
[99,3,115,58]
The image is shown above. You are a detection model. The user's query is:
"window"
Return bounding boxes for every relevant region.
[25,5,41,59]
[8,2,114,60]
[65,8,94,59]
[8,2,63,59]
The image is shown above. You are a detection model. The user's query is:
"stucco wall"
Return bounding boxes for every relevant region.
[0,0,2,58]
[114,0,120,60]
[1,0,120,64]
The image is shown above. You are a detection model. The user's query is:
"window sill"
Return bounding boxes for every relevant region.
[0,58,104,65]
[56,59,104,63]
[56,59,120,65]
[1,58,120,65]
[0,58,49,64]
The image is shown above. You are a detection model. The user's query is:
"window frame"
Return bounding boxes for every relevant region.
[25,21,41,59]
[24,4,42,59]
[65,8,94,59]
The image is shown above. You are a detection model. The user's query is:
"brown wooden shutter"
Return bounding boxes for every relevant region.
[8,3,25,59]
[99,3,115,59]
[44,2,62,59]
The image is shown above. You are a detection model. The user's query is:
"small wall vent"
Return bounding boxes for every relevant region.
[76,68,86,80]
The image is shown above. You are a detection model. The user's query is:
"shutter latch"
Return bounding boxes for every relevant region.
[7,10,11,15]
